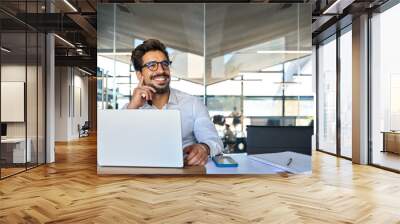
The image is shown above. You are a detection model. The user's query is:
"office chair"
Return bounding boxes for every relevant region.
[79,121,90,138]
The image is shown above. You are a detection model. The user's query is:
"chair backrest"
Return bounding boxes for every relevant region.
[212,115,225,126]
[81,121,90,130]
[246,126,313,155]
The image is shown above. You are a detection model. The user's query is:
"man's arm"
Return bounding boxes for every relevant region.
[192,98,224,157]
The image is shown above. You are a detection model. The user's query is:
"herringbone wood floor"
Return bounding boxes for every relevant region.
[1,135,400,224]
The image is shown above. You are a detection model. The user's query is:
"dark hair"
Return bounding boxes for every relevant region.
[131,39,170,71]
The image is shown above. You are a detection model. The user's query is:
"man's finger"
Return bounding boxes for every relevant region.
[199,154,208,166]
[188,150,206,165]
[137,89,146,99]
[183,146,193,154]
[138,76,144,87]
[138,90,148,101]
[141,86,155,100]
[191,154,207,166]
[200,159,207,166]
[137,88,152,101]
[188,155,201,165]
[142,85,157,93]
[186,148,200,161]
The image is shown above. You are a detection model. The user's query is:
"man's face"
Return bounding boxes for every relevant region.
[138,50,171,94]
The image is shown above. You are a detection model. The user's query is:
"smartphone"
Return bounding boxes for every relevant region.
[212,155,238,167]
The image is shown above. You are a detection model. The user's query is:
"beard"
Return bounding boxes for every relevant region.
[146,73,171,94]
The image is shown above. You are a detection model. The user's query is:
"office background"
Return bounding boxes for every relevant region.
[97,3,313,155]
[0,1,96,179]
[1,1,400,222]
[315,3,400,171]
[0,1,46,177]
[1,0,400,178]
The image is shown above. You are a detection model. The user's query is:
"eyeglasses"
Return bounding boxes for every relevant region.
[141,60,172,71]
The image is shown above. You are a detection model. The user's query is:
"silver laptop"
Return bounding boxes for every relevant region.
[97,110,183,168]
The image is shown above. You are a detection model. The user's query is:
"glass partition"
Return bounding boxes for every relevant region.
[1,30,27,177]
[371,3,400,171]
[97,4,205,110]
[339,27,352,158]
[317,36,337,155]
[97,3,312,156]
[205,4,312,153]
[0,1,46,179]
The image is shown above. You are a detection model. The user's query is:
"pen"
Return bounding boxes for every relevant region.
[286,158,293,166]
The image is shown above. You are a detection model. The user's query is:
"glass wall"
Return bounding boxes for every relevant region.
[0,1,46,179]
[339,27,352,158]
[207,56,314,152]
[371,3,400,171]
[97,4,205,109]
[97,3,312,154]
[317,36,337,154]
[205,4,312,153]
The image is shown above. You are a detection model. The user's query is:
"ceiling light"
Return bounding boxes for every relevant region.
[322,0,354,15]
[257,50,312,54]
[78,68,92,76]
[63,0,78,12]
[54,34,75,48]
[1,47,11,53]
[97,52,132,56]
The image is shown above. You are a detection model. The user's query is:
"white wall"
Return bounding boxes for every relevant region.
[55,67,89,141]
[55,66,69,141]
[1,65,40,138]
[1,63,46,164]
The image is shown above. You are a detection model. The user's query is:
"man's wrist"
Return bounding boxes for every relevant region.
[198,143,210,155]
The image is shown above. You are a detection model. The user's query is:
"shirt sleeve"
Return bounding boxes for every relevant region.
[192,98,224,157]
[121,103,129,109]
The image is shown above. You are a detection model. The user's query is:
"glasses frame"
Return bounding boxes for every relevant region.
[141,60,172,72]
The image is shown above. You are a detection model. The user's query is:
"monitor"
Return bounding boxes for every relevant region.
[246,125,313,155]
[1,123,7,137]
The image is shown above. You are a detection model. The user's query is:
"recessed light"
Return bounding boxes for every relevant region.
[63,0,78,12]
[54,34,75,48]
[1,47,11,53]
[257,50,312,54]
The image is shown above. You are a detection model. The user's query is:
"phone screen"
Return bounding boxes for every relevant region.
[213,155,238,166]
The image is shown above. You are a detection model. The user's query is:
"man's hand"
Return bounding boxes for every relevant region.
[127,77,156,109]
[183,144,209,166]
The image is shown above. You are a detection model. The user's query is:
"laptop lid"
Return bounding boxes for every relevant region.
[97,110,183,168]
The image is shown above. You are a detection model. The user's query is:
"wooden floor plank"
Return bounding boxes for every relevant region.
[0,135,400,223]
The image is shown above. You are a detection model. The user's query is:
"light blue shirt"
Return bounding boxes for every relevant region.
[124,88,223,157]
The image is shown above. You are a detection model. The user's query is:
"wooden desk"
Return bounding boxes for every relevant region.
[382,131,400,154]
[1,138,32,163]
[98,153,287,175]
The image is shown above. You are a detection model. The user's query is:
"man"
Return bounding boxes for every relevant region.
[126,39,223,166]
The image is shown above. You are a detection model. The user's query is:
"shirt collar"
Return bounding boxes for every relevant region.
[167,88,178,105]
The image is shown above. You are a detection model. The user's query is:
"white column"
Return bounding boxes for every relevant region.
[46,33,55,163]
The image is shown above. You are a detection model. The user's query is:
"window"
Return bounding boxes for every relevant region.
[371,3,400,171]
[318,36,337,154]
[340,27,352,158]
